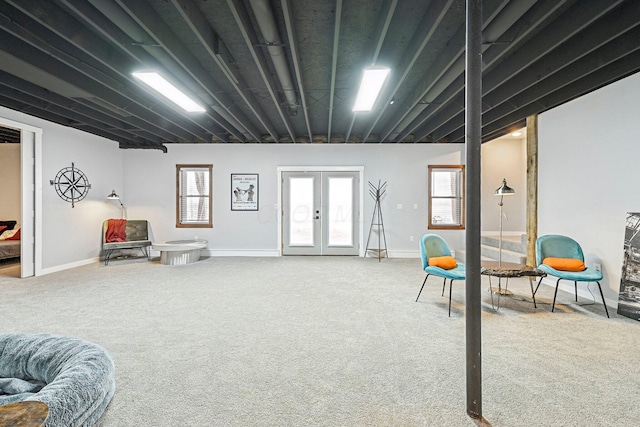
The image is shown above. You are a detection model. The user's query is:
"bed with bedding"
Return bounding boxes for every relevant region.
[0,220,20,261]
[0,240,20,260]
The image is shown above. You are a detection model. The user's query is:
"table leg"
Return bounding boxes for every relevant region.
[528,277,537,308]
[488,276,502,311]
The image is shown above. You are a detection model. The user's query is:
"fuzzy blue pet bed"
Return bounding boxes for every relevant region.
[0,333,115,426]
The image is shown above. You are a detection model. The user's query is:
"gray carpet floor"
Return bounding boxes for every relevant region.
[0,256,638,426]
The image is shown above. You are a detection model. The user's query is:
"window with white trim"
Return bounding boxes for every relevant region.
[176,164,212,228]
[428,165,465,230]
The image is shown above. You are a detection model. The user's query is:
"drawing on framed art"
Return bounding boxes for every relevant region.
[231,174,258,211]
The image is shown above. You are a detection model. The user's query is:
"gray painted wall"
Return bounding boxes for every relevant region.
[481,137,526,234]
[539,71,640,307]
[0,106,124,272]
[123,143,468,257]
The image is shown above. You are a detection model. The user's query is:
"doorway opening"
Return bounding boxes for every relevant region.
[0,117,41,278]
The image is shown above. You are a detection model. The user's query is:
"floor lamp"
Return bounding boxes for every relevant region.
[107,190,125,219]
[495,178,515,267]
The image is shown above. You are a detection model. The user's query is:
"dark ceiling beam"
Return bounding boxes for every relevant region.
[484,0,625,91]
[280,0,313,143]
[480,119,526,143]
[437,14,640,142]
[0,79,163,144]
[58,0,231,143]
[480,54,640,142]
[0,29,198,144]
[326,0,343,142]
[3,0,220,143]
[379,0,538,142]
[392,0,571,142]
[344,0,398,143]
[359,0,456,143]
[111,0,258,142]
[226,0,296,142]
[447,49,640,144]
[412,0,626,142]
[0,93,158,149]
[168,0,280,142]
[59,0,229,141]
[370,0,398,65]
[0,126,20,144]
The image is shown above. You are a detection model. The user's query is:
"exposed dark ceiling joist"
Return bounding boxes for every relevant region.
[0,0,637,149]
[0,124,20,143]
[411,0,631,142]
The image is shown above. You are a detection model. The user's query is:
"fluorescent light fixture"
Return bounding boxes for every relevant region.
[511,131,522,137]
[132,71,206,113]
[353,67,390,112]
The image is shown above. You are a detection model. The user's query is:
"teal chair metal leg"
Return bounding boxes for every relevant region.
[595,281,610,318]
[448,279,453,317]
[416,275,429,302]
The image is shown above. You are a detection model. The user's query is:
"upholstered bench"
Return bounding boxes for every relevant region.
[102,219,151,265]
[0,333,115,426]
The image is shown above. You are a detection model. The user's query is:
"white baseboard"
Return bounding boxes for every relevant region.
[39,257,99,276]
[147,249,280,258]
[482,231,525,237]
[203,249,280,257]
[385,250,421,258]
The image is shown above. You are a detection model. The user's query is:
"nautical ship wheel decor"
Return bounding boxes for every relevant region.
[49,162,92,208]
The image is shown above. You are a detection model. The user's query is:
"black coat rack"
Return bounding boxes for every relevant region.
[365,180,388,261]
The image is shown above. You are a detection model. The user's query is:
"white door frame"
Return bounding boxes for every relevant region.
[277,166,364,256]
[0,116,43,277]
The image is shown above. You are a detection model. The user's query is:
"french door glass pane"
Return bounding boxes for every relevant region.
[289,177,314,245]
[328,177,353,246]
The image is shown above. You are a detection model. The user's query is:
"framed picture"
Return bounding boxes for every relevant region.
[618,212,640,321]
[231,174,259,211]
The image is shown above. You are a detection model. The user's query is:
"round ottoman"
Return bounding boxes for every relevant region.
[152,239,208,265]
[0,333,115,426]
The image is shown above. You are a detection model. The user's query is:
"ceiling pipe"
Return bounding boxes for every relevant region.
[248,0,298,115]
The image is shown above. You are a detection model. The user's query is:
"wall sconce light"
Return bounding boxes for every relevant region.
[107,190,125,219]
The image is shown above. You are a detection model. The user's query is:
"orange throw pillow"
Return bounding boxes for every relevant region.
[542,257,586,271]
[429,256,458,270]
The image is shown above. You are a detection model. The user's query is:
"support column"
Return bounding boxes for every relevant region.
[465,0,482,420]
[526,115,538,267]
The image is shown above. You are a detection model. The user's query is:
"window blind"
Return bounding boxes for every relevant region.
[179,167,210,225]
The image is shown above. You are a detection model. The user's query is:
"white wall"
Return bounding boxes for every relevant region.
[123,143,467,257]
[0,143,20,221]
[0,106,124,272]
[481,136,526,234]
[538,71,640,307]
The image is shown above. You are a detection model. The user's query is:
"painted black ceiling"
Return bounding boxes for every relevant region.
[0,0,638,150]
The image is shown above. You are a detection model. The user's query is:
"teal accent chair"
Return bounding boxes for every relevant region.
[415,234,466,316]
[535,234,609,317]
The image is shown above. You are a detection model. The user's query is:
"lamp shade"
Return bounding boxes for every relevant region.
[107,190,120,200]
[495,179,515,196]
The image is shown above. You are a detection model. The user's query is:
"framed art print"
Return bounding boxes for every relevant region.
[231,174,258,211]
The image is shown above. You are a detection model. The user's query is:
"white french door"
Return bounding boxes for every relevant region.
[282,171,359,255]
